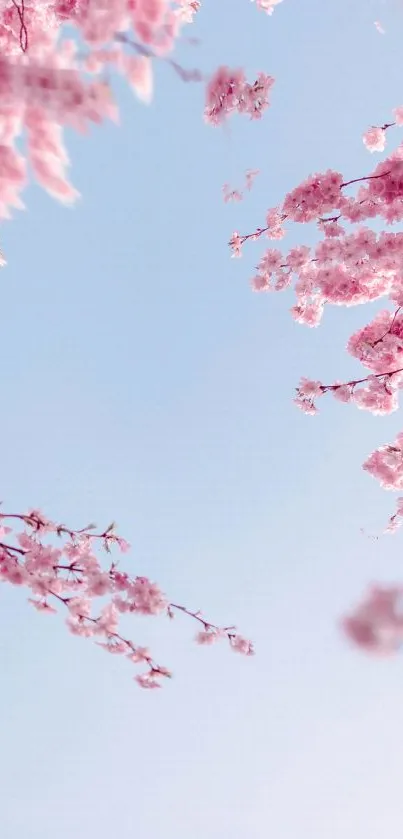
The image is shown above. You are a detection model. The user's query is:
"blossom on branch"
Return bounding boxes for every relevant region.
[205,66,274,125]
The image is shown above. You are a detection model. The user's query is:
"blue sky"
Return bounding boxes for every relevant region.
[2,1,403,836]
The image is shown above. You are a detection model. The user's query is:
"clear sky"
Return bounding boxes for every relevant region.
[2,1,403,837]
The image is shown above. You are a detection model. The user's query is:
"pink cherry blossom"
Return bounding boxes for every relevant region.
[363,433,403,491]
[294,377,324,414]
[135,673,162,689]
[175,0,201,23]
[245,168,259,190]
[343,586,403,654]
[393,106,403,126]
[222,183,243,203]
[205,66,274,125]
[230,635,254,655]
[195,629,219,645]
[129,646,152,663]
[363,126,386,153]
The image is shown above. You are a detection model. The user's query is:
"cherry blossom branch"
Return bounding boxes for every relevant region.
[231,171,393,255]
[340,171,391,189]
[169,602,252,651]
[47,588,170,688]
[0,509,253,688]
[295,367,403,416]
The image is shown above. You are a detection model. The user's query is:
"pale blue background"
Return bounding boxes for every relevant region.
[1,1,403,836]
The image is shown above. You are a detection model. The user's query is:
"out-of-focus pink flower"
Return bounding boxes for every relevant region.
[343,586,403,654]
[394,106,403,126]
[195,630,219,645]
[205,66,274,125]
[363,126,386,153]
[230,635,254,655]
[135,673,162,689]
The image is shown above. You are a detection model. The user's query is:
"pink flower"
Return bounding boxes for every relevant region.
[175,0,201,23]
[297,378,323,398]
[205,67,274,125]
[230,635,254,655]
[291,301,323,327]
[229,232,243,258]
[283,170,343,223]
[96,602,119,634]
[135,673,161,689]
[116,538,130,553]
[363,126,386,153]
[352,380,398,416]
[123,56,153,104]
[260,248,282,273]
[0,525,11,537]
[66,615,96,638]
[393,106,403,127]
[287,246,310,271]
[195,630,219,645]
[129,646,152,663]
[294,395,317,415]
[363,434,403,490]
[86,572,111,597]
[222,184,243,203]
[343,586,403,654]
[332,384,352,403]
[0,561,27,585]
[127,576,167,615]
[348,310,403,373]
[28,598,57,614]
[294,377,324,414]
[251,274,270,292]
[265,207,285,239]
[245,168,259,190]
[68,597,91,617]
[97,641,128,654]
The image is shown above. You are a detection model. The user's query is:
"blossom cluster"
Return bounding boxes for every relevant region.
[230,126,403,403]
[0,509,253,688]
[294,370,403,418]
[204,66,274,125]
